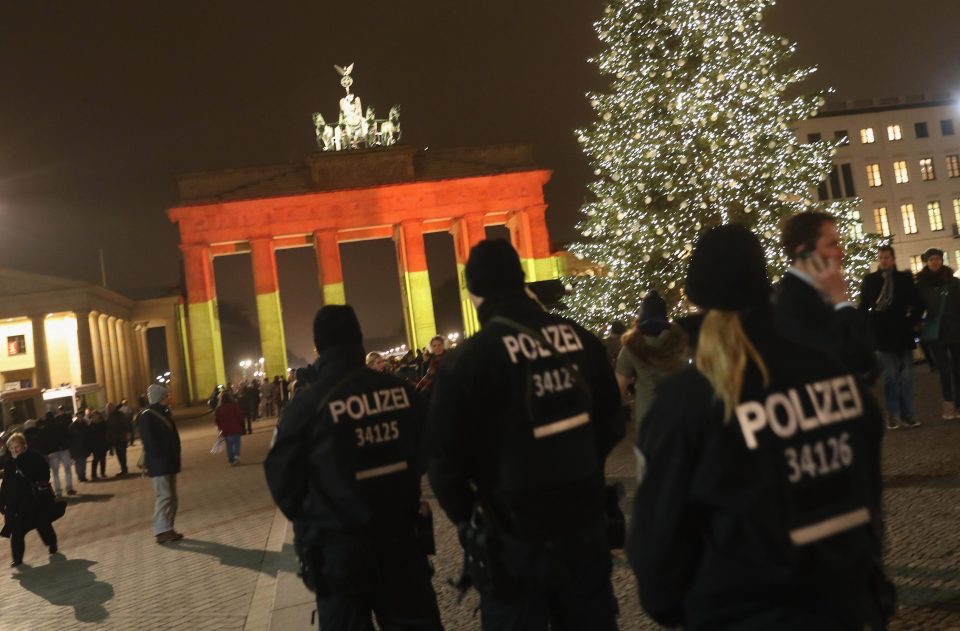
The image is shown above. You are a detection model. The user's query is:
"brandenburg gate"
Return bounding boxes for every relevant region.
[167,143,559,399]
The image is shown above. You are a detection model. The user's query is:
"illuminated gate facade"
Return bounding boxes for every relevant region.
[168,144,560,400]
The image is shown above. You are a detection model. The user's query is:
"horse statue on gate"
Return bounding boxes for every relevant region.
[311,63,402,152]
[378,105,401,146]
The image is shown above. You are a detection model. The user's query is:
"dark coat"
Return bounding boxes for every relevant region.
[426,294,625,538]
[859,268,924,352]
[0,449,54,536]
[85,419,108,455]
[138,404,181,477]
[264,345,427,544]
[773,271,877,378]
[105,410,133,444]
[51,414,73,452]
[68,419,88,460]
[915,266,960,344]
[628,310,893,630]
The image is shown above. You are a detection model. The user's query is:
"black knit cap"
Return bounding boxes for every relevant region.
[465,239,526,299]
[313,305,363,353]
[685,223,770,311]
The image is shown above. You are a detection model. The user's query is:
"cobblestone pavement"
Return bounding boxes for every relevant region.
[3,370,960,629]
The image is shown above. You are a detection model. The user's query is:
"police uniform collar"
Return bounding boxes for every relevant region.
[315,343,366,378]
[477,291,541,325]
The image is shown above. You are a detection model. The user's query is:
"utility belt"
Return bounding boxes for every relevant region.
[296,501,436,595]
[452,486,623,600]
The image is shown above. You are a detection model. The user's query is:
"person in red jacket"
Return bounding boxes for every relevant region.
[215,391,246,465]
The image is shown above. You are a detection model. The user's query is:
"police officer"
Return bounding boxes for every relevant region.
[264,305,443,630]
[628,224,894,629]
[426,239,624,630]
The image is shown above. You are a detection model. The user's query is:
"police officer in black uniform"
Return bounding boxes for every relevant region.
[629,224,894,630]
[264,305,443,631]
[426,239,624,630]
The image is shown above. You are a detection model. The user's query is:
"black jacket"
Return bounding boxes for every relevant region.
[426,294,624,539]
[138,404,181,477]
[859,268,924,352]
[68,419,88,459]
[773,271,876,378]
[264,345,427,545]
[0,449,53,534]
[915,266,960,344]
[51,414,73,452]
[105,410,133,444]
[628,311,892,630]
[85,419,108,455]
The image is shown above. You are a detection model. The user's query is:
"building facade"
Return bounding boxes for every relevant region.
[168,144,562,402]
[0,268,188,412]
[793,95,960,272]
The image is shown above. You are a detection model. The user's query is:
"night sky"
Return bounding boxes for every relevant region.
[1,0,958,370]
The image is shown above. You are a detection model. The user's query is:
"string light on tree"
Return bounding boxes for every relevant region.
[566,0,881,331]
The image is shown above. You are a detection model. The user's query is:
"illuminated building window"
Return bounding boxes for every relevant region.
[860,128,876,144]
[945,251,951,266]
[943,119,956,136]
[893,160,910,184]
[874,207,891,237]
[866,163,883,187]
[887,125,903,141]
[847,209,864,239]
[910,255,924,274]
[954,197,960,229]
[901,203,918,234]
[928,201,944,231]
[915,122,929,138]
[920,158,936,181]
[947,155,960,178]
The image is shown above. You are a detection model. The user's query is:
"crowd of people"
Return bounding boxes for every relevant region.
[3,211,954,627]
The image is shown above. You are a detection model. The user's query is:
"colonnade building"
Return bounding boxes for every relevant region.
[168,144,561,402]
[794,94,960,271]
[0,268,188,409]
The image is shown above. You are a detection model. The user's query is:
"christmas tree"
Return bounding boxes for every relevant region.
[565,0,878,332]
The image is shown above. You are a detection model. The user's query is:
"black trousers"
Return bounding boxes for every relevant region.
[309,538,442,631]
[479,524,618,631]
[930,342,960,405]
[113,441,128,474]
[90,449,107,479]
[10,522,57,563]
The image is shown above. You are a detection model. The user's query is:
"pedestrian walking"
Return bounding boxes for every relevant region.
[859,245,925,429]
[105,403,133,475]
[86,410,108,480]
[628,224,893,629]
[773,211,876,379]
[68,412,89,483]
[615,290,689,436]
[214,391,245,465]
[47,408,76,497]
[264,305,443,630]
[426,239,624,630]
[0,433,60,567]
[138,385,183,544]
[915,247,960,419]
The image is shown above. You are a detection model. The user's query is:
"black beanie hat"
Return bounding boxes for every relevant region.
[313,305,363,353]
[685,223,770,311]
[465,239,526,299]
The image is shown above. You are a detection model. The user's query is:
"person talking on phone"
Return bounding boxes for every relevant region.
[629,223,894,629]
[773,211,877,380]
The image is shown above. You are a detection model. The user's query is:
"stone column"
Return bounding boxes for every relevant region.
[97,314,116,402]
[507,204,559,282]
[88,311,104,387]
[137,325,151,396]
[164,321,187,406]
[115,318,131,402]
[450,213,487,337]
[30,315,51,389]
[123,321,140,399]
[313,230,346,306]
[182,244,226,400]
[107,316,121,403]
[394,221,437,351]
[250,237,288,380]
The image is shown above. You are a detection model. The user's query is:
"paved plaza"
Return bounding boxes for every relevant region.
[1,370,959,630]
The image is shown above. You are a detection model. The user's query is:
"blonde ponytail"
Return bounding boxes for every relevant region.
[695,310,769,420]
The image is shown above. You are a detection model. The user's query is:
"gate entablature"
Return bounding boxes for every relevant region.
[169,144,560,402]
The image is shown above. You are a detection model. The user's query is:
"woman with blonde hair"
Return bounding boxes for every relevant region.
[627,223,892,629]
[0,432,60,567]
